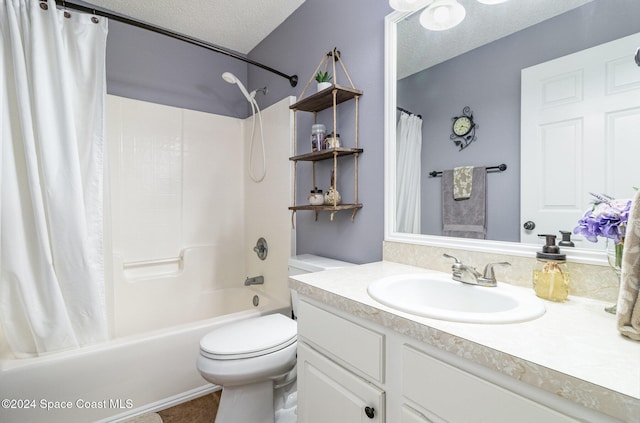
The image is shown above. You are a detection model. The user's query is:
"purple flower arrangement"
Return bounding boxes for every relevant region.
[573,193,631,245]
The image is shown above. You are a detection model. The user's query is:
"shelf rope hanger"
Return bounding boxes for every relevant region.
[45,0,299,87]
[297,48,357,100]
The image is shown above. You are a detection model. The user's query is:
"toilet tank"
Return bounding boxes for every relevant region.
[288,254,356,276]
[288,254,355,318]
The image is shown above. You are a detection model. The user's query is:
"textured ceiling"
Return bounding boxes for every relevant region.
[79,0,594,77]
[397,0,594,79]
[81,0,306,54]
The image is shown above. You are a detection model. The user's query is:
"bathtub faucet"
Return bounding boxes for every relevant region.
[244,275,264,286]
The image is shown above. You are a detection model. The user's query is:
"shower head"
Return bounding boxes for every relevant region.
[222,72,266,182]
[222,72,254,103]
[222,71,238,84]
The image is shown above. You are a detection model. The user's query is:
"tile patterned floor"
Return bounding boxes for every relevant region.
[157,391,220,423]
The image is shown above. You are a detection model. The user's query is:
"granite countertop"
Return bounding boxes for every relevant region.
[289,261,640,422]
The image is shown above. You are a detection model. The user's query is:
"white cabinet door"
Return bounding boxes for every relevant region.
[521,32,640,246]
[297,342,385,423]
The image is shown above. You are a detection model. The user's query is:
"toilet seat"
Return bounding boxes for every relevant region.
[200,314,297,360]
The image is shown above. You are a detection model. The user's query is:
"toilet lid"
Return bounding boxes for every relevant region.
[200,314,297,360]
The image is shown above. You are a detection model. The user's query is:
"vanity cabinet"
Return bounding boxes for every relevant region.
[297,300,385,422]
[296,297,611,423]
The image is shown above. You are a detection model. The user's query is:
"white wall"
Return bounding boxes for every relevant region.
[106,95,293,337]
[244,97,296,305]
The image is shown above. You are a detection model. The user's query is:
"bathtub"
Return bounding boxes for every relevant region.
[0,286,290,423]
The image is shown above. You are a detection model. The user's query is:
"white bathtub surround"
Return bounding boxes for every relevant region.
[0,95,295,423]
[290,262,640,422]
[244,97,296,304]
[0,1,109,357]
[106,95,295,337]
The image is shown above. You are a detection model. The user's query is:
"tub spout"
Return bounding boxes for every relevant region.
[245,276,264,286]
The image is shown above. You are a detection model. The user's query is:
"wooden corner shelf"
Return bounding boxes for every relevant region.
[289,204,363,212]
[289,204,363,222]
[289,49,363,227]
[290,84,363,113]
[290,148,363,162]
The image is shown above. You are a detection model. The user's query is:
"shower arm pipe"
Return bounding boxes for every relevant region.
[49,0,299,87]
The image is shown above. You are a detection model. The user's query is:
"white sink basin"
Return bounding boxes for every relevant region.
[367,273,545,324]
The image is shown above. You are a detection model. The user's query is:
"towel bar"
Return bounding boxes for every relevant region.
[429,163,507,178]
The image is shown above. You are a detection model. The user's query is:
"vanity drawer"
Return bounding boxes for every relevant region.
[402,345,578,423]
[298,300,384,382]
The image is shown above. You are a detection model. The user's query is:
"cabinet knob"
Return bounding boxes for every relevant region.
[364,406,375,419]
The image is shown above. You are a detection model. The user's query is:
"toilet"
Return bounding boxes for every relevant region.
[197,254,355,423]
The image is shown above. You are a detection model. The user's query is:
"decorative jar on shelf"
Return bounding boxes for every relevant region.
[323,170,341,206]
[324,186,341,206]
[308,188,324,206]
[325,132,341,149]
[311,124,326,152]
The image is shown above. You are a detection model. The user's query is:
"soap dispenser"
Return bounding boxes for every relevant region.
[533,234,569,302]
[558,230,575,247]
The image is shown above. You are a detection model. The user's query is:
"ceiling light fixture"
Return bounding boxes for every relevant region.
[389,0,433,12]
[419,0,466,31]
[477,0,510,4]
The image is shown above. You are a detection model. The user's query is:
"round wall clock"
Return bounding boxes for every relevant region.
[450,106,477,151]
[453,116,472,136]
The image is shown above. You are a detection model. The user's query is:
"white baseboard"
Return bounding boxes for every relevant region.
[95,384,221,423]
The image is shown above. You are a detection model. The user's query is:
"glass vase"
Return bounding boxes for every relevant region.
[605,238,624,314]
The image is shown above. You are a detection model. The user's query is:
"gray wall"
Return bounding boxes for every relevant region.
[99,0,639,263]
[105,20,250,118]
[248,0,392,264]
[397,0,640,242]
[102,0,392,264]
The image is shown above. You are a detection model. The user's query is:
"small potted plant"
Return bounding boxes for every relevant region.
[315,71,333,92]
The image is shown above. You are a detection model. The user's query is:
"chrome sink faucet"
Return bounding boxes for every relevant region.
[443,254,510,287]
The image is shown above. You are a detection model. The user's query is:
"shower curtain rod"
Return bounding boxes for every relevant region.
[397,106,421,119]
[49,0,299,87]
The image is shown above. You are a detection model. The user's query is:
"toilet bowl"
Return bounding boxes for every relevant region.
[197,254,355,423]
[197,313,297,423]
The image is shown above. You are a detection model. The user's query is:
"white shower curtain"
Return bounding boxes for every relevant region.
[0,0,109,356]
[396,111,422,234]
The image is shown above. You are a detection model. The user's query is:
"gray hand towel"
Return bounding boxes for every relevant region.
[618,190,640,341]
[442,167,486,239]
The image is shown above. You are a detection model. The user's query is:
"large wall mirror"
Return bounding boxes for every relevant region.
[384,0,640,265]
